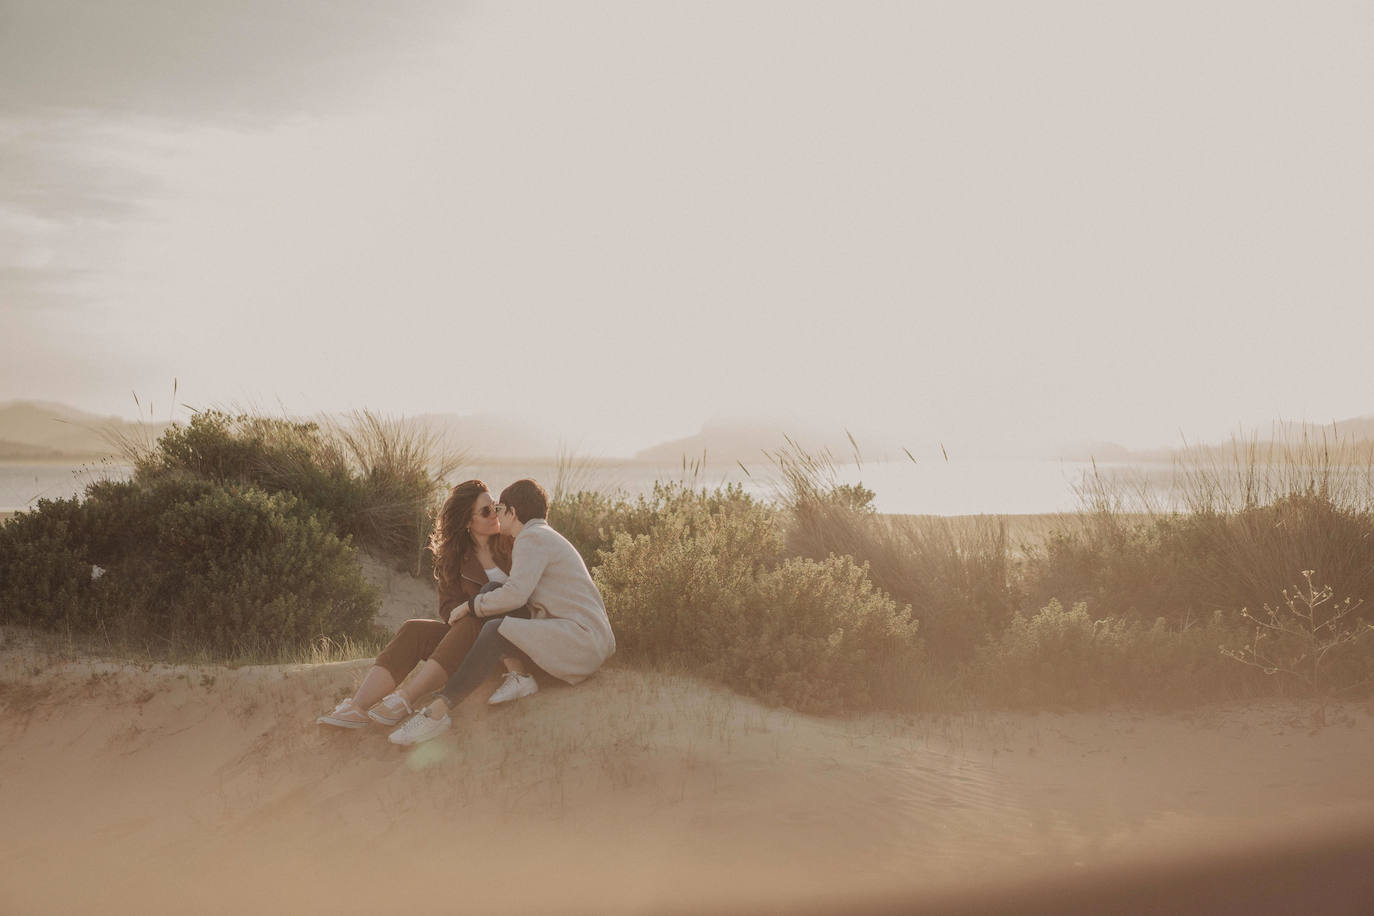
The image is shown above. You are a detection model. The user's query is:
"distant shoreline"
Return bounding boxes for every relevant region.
[0,455,120,466]
[1,507,1086,527]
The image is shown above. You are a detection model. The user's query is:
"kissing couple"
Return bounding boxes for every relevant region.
[319,477,616,745]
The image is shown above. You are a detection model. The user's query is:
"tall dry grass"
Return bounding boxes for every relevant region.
[763,431,1374,707]
[768,439,1018,669]
[327,410,466,570]
[1013,430,1374,705]
[1029,431,1374,625]
[1175,426,1374,514]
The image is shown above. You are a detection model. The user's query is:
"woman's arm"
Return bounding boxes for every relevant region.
[471,533,550,618]
[437,576,472,622]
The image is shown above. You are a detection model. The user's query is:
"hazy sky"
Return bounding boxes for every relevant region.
[2,1,1371,457]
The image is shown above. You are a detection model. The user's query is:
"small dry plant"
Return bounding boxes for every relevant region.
[299,634,384,667]
[1222,570,1374,722]
[550,445,603,507]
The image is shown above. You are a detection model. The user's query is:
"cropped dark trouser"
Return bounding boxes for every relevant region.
[373,582,529,683]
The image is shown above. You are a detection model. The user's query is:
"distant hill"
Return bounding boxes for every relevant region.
[1053,416,1374,463]
[0,401,565,463]
[0,401,166,460]
[1053,440,1177,462]
[634,416,911,467]
[410,412,561,461]
[1170,416,1374,461]
[641,413,1374,468]
[12,400,1373,467]
[1276,416,1374,442]
[0,439,71,460]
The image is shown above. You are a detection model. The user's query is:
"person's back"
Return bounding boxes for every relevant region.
[468,480,615,684]
[383,478,619,745]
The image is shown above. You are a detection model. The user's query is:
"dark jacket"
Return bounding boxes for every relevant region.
[436,535,514,621]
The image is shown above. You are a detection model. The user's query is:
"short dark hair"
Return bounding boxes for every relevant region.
[500,478,548,523]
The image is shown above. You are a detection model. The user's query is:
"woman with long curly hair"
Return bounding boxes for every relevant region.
[317,479,531,729]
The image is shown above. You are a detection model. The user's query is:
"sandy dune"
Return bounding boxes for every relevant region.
[3,625,1374,915]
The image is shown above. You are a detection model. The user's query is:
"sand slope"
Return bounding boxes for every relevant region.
[4,631,1374,914]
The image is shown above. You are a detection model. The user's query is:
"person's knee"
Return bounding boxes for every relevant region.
[395,619,428,638]
[379,622,415,656]
[447,615,479,639]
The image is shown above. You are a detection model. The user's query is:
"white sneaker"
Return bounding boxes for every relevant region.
[388,711,451,746]
[488,672,539,705]
[317,698,369,729]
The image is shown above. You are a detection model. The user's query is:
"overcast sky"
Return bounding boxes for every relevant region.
[2,1,1371,457]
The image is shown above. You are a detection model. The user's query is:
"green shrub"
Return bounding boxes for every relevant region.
[0,501,90,630]
[136,410,349,499]
[555,481,769,570]
[124,408,459,569]
[741,555,924,713]
[0,476,380,657]
[148,486,378,652]
[1024,494,1374,630]
[972,599,1259,709]
[550,488,640,568]
[1026,517,1177,618]
[595,485,922,714]
[975,600,1111,708]
[595,487,781,663]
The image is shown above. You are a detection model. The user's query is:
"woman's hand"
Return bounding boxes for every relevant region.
[448,601,471,625]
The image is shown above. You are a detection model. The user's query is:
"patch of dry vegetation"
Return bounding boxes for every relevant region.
[7,408,1374,717]
[560,431,1374,714]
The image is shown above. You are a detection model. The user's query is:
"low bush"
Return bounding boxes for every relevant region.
[595,485,923,714]
[122,408,459,569]
[0,502,90,630]
[1026,517,1178,619]
[555,481,768,570]
[0,475,380,657]
[971,599,1259,709]
[1024,493,1374,630]
[594,486,782,663]
[134,409,353,509]
[551,489,641,569]
[743,555,925,712]
[772,445,1016,668]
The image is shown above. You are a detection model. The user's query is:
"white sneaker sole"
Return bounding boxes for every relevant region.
[388,715,451,746]
[317,714,369,729]
[366,708,407,726]
[488,680,539,705]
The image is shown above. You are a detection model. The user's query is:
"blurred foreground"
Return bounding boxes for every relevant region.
[3,631,1372,915]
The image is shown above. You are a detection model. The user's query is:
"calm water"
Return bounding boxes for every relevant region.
[574,458,1171,515]
[0,458,1170,516]
[0,462,133,513]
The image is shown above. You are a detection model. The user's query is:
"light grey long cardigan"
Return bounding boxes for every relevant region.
[471,518,615,684]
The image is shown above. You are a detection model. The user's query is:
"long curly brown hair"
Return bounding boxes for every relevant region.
[429,479,491,590]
